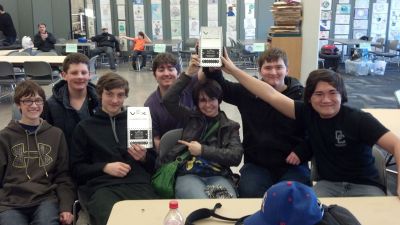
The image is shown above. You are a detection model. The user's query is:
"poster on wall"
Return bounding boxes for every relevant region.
[151,3,162,20]
[245,0,255,18]
[320,0,332,11]
[355,0,369,8]
[321,11,332,20]
[336,4,351,14]
[320,20,331,31]
[319,31,330,39]
[189,0,200,38]
[189,18,200,36]
[171,5,181,20]
[334,24,349,35]
[133,5,144,20]
[118,5,126,20]
[388,10,400,40]
[152,20,163,40]
[353,20,368,29]
[335,15,350,24]
[226,0,237,45]
[134,21,145,34]
[354,9,368,20]
[370,2,388,39]
[171,20,182,39]
[208,0,219,26]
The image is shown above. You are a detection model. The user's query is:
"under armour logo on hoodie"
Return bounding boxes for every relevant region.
[11,143,53,168]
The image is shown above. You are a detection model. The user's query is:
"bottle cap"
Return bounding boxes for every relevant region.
[169,200,178,209]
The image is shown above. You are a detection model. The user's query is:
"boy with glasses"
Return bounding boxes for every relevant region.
[221,45,400,198]
[0,80,75,225]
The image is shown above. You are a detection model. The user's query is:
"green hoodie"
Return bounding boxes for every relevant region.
[0,119,75,213]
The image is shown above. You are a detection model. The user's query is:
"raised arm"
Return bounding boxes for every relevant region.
[376,131,400,198]
[120,35,135,41]
[220,49,296,119]
[162,55,201,122]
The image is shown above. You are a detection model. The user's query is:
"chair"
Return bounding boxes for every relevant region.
[35,51,58,56]
[310,146,388,194]
[8,51,30,56]
[0,61,18,99]
[88,55,99,82]
[23,61,60,86]
[235,41,258,68]
[371,37,385,52]
[159,128,183,160]
[370,40,400,67]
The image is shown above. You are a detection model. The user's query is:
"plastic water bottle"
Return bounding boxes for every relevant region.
[163,200,184,225]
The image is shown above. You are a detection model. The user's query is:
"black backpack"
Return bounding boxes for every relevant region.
[317,204,362,225]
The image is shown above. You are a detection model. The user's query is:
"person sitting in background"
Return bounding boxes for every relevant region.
[90,27,120,71]
[160,56,243,199]
[33,23,57,54]
[221,47,400,198]
[144,53,198,153]
[0,4,17,46]
[0,80,75,225]
[70,73,158,225]
[121,31,151,70]
[42,53,100,150]
[205,48,311,198]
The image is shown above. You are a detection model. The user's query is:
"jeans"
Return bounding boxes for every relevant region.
[91,46,116,69]
[132,50,147,69]
[175,174,237,199]
[3,35,16,45]
[313,180,386,197]
[238,162,311,198]
[0,200,59,225]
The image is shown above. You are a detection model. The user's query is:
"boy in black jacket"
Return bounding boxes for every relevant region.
[70,73,158,225]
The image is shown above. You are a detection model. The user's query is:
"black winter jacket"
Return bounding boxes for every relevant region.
[42,80,100,149]
[161,73,243,175]
[91,32,120,51]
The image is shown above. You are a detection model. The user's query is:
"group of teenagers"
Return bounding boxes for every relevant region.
[0,45,399,225]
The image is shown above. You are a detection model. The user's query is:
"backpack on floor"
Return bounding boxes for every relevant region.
[317,204,362,225]
[321,44,339,55]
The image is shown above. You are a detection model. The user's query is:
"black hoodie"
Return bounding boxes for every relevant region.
[206,70,310,176]
[70,109,155,196]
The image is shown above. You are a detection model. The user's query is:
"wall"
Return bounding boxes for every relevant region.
[300,0,320,84]
[0,0,71,40]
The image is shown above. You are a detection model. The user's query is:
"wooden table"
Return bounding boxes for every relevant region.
[107,197,400,225]
[362,108,400,137]
[0,49,21,56]
[0,55,66,66]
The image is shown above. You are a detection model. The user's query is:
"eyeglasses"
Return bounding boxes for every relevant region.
[20,99,44,106]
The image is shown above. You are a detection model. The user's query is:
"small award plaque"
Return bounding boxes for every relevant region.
[199,26,223,67]
[127,107,153,148]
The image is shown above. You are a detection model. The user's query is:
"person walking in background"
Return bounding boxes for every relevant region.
[0,4,17,45]
[33,23,57,54]
[121,31,151,70]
